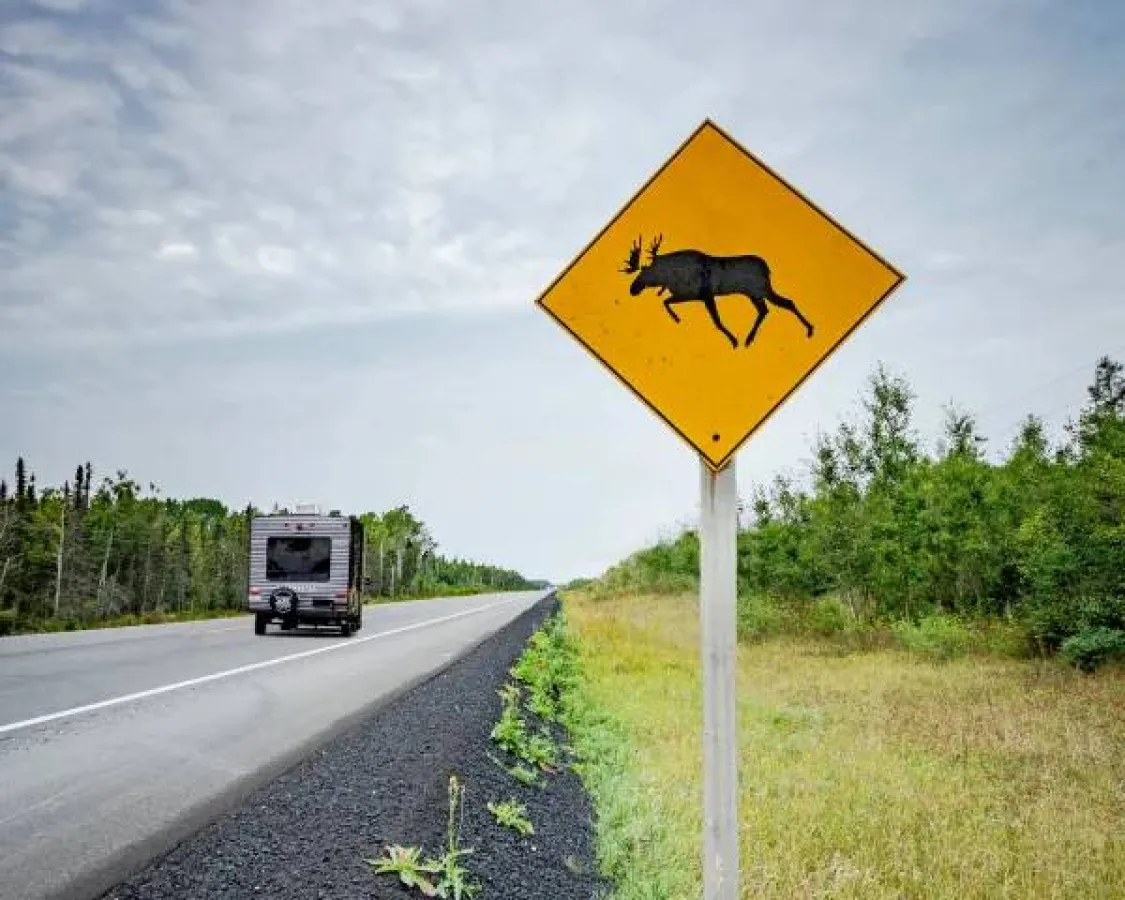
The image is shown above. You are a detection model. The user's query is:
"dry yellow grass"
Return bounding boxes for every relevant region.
[565,589,1125,899]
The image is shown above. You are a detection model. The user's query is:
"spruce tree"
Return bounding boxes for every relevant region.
[15,458,27,505]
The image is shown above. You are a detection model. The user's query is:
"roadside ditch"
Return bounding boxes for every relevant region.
[99,592,608,900]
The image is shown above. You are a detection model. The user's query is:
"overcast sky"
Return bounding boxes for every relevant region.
[2,0,1123,583]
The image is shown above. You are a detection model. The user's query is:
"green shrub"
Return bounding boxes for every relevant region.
[971,620,1031,659]
[804,595,855,637]
[593,533,700,597]
[736,594,785,642]
[1025,595,1125,654]
[1024,603,1074,654]
[510,616,580,724]
[1076,595,1125,631]
[1060,627,1125,673]
[892,614,971,662]
[646,572,699,595]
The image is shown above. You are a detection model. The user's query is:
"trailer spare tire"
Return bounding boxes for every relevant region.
[269,587,298,617]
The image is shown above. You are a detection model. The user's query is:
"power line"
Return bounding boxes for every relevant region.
[970,346,1125,424]
[983,389,1098,461]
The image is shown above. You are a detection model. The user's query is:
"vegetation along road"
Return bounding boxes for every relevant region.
[554,357,1125,899]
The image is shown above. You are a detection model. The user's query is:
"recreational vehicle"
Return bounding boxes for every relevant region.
[246,504,365,636]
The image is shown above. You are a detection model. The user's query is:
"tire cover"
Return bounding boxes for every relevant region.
[269,587,298,615]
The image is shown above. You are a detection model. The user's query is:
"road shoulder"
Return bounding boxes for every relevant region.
[99,593,604,900]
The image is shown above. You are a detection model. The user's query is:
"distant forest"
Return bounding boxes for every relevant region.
[0,467,542,634]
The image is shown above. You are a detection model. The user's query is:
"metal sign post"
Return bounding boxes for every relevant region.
[699,456,740,899]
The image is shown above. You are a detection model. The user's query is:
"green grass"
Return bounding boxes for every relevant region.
[1,606,248,636]
[561,588,1125,899]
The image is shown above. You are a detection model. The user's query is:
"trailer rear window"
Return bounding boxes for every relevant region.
[266,536,332,581]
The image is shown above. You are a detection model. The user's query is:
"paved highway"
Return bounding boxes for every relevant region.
[0,591,547,900]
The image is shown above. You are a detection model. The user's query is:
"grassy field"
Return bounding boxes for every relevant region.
[563,589,1125,899]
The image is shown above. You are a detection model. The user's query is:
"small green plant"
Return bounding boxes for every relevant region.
[1060,627,1125,673]
[507,763,540,786]
[522,730,558,770]
[490,680,558,771]
[522,669,557,721]
[805,595,854,637]
[486,751,541,786]
[488,612,583,785]
[497,681,521,706]
[736,593,785,641]
[490,684,530,752]
[367,845,443,895]
[893,614,971,662]
[487,798,534,835]
[510,614,581,724]
[366,775,479,899]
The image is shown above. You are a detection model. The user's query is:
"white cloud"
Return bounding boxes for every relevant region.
[256,245,295,275]
[0,154,72,198]
[1,0,1026,351]
[28,0,90,12]
[156,241,198,260]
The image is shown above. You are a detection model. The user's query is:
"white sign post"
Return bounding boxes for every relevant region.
[699,456,740,899]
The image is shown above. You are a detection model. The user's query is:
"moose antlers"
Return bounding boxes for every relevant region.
[620,234,663,273]
[621,236,643,274]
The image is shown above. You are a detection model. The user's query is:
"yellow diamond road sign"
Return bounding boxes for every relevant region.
[536,119,906,471]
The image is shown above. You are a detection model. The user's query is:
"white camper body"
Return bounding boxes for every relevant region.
[247,511,364,636]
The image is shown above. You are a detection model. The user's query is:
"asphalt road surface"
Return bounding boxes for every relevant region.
[0,591,548,900]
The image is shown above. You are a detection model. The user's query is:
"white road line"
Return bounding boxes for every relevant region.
[0,599,515,737]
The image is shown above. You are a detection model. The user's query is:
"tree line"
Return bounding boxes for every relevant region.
[592,355,1125,664]
[0,469,540,634]
[355,504,542,599]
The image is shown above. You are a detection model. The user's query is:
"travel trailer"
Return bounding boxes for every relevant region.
[246,504,365,636]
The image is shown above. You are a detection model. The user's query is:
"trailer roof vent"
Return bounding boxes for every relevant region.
[294,501,321,515]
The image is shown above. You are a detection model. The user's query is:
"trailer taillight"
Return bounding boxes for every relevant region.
[334,591,346,599]
[249,587,261,595]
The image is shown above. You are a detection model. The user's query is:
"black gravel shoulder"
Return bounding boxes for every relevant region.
[100,594,607,900]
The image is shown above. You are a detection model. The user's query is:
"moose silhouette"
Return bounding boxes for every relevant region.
[620,235,815,349]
